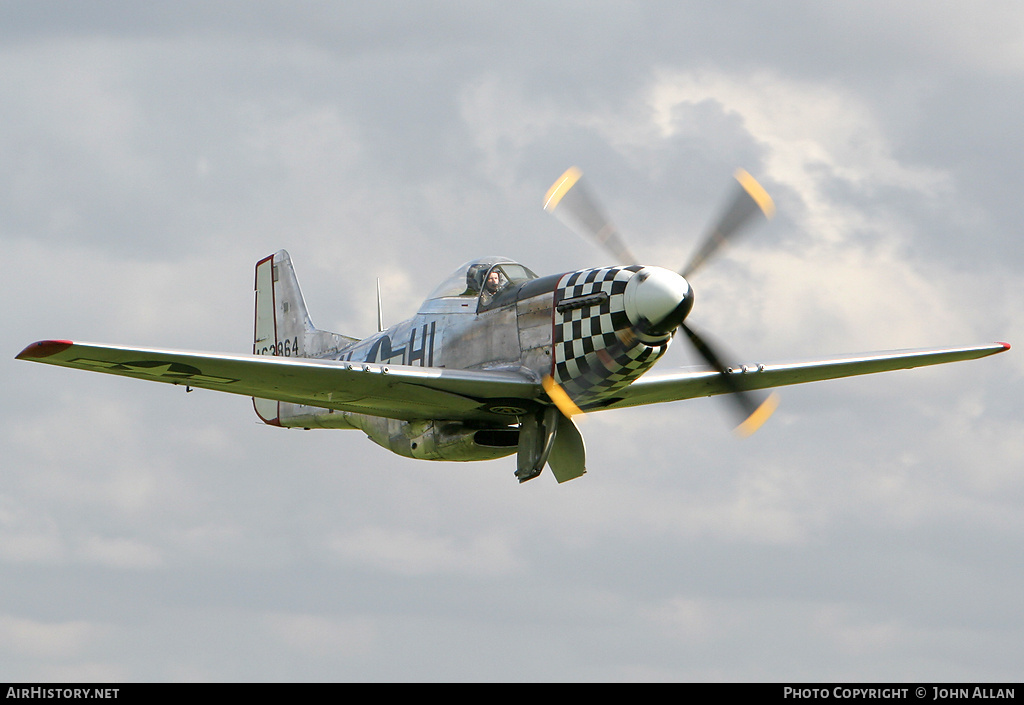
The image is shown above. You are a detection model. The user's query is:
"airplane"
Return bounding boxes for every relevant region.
[17,167,1011,484]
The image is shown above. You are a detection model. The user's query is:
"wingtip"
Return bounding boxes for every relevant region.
[997,341,1011,351]
[16,340,75,360]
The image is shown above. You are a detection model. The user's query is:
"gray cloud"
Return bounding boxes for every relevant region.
[2,1,1021,681]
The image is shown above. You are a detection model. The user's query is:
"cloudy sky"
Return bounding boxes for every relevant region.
[2,1,1022,682]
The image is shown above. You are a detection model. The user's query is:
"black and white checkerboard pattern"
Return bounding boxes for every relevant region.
[553,266,670,408]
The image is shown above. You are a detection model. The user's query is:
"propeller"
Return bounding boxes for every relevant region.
[543,166,777,436]
[679,321,779,437]
[542,375,583,418]
[544,167,639,265]
[681,169,775,278]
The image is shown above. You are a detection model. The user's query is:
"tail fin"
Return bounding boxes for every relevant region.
[253,250,358,425]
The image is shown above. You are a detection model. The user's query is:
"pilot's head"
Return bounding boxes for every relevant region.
[484,270,501,294]
[466,264,488,293]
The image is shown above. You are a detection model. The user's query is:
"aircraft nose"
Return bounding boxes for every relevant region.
[624,267,694,336]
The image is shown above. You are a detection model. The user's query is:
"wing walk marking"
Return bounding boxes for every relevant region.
[70,358,240,385]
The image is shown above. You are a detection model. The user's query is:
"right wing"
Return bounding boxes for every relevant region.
[594,342,1011,412]
[16,340,543,423]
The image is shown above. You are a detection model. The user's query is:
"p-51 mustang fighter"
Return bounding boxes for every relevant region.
[17,168,1010,483]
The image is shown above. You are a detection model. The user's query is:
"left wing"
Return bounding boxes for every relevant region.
[591,342,1011,412]
[16,340,542,422]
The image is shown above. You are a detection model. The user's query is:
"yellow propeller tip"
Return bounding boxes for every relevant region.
[735,168,776,219]
[544,166,582,212]
[734,392,780,438]
[542,375,583,418]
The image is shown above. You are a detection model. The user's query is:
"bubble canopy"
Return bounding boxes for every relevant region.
[425,256,539,301]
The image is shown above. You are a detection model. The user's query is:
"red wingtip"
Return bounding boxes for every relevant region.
[998,342,1011,350]
[15,340,75,359]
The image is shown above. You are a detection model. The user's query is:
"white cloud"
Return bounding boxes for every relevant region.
[76,535,163,569]
[0,503,65,564]
[327,526,523,576]
[648,69,951,240]
[262,612,377,658]
[0,614,103,660]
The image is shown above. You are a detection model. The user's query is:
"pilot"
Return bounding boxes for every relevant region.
[480,269,506,305]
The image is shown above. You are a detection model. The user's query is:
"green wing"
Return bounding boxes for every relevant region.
[17,340,542,422]
[597,343,1010,411]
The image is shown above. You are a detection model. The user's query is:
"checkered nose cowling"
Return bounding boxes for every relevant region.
[552,265,683,409]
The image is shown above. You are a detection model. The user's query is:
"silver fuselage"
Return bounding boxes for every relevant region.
[275,262,675,462]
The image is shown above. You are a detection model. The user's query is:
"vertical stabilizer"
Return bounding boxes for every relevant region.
[252,250,358,425]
